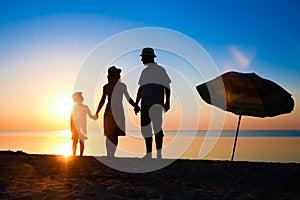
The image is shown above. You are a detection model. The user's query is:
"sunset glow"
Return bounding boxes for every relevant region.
[53,96,73,119]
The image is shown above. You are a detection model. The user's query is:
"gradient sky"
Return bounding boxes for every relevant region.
[0,0,299,131]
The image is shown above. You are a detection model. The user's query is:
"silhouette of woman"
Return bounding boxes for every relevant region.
[96,66,139,158]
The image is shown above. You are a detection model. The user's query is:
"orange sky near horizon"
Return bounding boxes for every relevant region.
[1,87,299,131]
[1,14,299,132]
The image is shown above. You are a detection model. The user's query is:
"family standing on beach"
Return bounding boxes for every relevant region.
[70,48,171,159]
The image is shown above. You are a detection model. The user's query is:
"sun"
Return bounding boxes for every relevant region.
[53,95,73,119]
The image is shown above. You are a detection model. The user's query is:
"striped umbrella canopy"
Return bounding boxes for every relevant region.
[196,71,294,160]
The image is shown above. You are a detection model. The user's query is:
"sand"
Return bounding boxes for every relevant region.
[0,151,299,200]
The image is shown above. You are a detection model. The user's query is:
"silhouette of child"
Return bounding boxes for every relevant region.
[71,92,96,156]
[96,66,139,158]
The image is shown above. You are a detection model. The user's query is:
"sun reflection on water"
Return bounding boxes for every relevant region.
[59,130,72,138]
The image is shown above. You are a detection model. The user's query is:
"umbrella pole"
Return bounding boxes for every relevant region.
[231,115,242,161]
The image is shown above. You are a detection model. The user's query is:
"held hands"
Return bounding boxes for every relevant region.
[89,113,98,120]
[129,98,140,115]
[133,103,169,114]
[134,104,140,115]
[92,114,98,120]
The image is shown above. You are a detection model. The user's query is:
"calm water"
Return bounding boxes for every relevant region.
[0,130,300,163]
[162,130,300,137]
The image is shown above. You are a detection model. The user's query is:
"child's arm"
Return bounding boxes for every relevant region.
[87,107,97,120]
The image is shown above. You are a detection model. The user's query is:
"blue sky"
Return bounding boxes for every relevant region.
[0,0,299,130]
[1,1,299,77]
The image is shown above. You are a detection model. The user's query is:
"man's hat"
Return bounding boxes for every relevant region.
[140,47,156,57]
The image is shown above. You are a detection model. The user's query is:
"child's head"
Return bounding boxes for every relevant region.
[72,92,83,104]
[107,66,121,84]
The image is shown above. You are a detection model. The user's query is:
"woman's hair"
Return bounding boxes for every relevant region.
[107,66,121,84]
[108,73,120,83]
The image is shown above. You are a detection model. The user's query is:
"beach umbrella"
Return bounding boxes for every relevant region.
[196,71,294,161]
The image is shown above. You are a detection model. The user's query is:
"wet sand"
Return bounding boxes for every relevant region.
[0,151,299,199]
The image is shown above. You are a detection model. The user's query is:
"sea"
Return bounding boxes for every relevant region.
[0,130,299,163]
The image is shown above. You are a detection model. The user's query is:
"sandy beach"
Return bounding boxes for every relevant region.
[0,151,299,199]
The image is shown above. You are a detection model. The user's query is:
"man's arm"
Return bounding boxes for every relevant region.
[135,86,142,104]
[164,86,170,112]
[134,86,143,114]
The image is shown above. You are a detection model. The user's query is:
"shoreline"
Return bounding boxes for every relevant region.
[1,135,300,163]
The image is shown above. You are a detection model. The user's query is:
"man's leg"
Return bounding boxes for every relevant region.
[155,131,163,159]
[150,104,164,159]
[144,137,153,158]
[141,105,153,158]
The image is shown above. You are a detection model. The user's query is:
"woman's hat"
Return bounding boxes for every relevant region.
[108,66,121,75]
[140,47,156,57]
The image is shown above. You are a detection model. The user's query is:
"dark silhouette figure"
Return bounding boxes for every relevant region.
[96,66,139,158]
[71,92,96,156]
[135,47,171,159]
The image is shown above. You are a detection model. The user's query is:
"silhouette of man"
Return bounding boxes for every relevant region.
[135,47,171,159]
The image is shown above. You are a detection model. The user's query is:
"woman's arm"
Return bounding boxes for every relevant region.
[95,88,106,117]
[123,85,136,107]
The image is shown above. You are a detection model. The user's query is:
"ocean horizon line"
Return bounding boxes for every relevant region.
[1,129,300,137]
[1,129,300,132]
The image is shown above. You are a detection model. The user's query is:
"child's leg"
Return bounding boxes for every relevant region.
[72,140,78,156]
[79,140,84,156]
